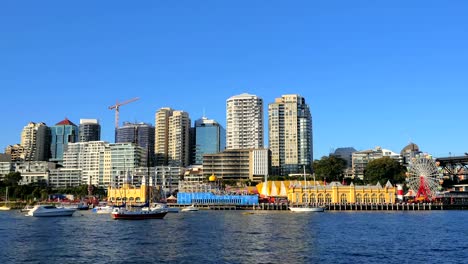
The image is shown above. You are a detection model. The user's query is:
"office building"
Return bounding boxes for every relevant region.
[194,117,225,165]
[50,118,79,163]
[116,122,155,166]
[226,93,263,149]
[203,148,269,182]
[110,143,147,187]
[79,119,101,142]
[268,94,313,176]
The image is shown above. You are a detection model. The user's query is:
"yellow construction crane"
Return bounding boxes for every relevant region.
[108,97,140,128]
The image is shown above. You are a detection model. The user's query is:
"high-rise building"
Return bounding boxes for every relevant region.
[20,122,50,161]
[194,117,225,165]
[155,108,191,167]
[116,122,155,166]
[5,144,26,162]
[226,93,263,149]
[155,107,173,166]
[110,143,147,187]
[268,94,313,176]
[79,119,101,142]
[50,118,79,163]
[168,111,191,167]
[63,141,110,186]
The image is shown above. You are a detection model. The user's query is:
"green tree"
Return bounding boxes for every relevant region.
[313,156,347,182]
[3,172,22,186]
[364,157,406,185]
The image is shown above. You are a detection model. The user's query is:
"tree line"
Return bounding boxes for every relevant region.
[0,172,106,201]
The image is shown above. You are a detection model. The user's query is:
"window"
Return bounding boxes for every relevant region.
[340,194,347,203]
[317,194,324,203]
[363,194,370,203]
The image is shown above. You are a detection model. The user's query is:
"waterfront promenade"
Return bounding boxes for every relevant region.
[172,202,468,211]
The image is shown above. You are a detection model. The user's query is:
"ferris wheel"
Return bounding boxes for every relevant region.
[406,156,440,201]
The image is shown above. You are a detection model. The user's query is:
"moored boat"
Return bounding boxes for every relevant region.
[152,203,180,213]
[289,206,324,212]
[92,205,114,214]
[0,187,11,211]
[27,205,76,217]
[111,207,168,220]
[20,205,35,212]
[181,204,199,212]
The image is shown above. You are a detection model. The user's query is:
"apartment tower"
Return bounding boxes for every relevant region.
[226,93,263,149]
[155,108,191,167]
[269,94,313,176]
[20,122,50,161]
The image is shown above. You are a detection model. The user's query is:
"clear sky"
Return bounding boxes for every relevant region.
[1,1,467,159]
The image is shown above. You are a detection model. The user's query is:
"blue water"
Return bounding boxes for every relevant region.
[0,210,467,264]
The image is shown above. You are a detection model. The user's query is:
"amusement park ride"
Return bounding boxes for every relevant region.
[406,157,441,202]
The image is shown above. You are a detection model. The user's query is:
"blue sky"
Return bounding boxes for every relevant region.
[1,1,467,159]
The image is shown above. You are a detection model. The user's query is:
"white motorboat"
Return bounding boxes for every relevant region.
[20,205,35,212]
[27,205,76,217]
[289,206,324,212]
[152,203,180,213]
[92,205,114,214]
[181,205,199,212]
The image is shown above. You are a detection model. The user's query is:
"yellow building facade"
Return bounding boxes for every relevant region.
[107,183,157,204]
[257,181,396,204]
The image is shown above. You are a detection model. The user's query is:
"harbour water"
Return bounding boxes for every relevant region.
[0,210,467,264]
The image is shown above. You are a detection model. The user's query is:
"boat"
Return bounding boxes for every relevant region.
[111,207,168,220]
[111,170,169,220]
[20,205,35,212]
[151,203,180,213]
[181,204,199,212]
[77,203,89,210]
[92,205,114,214]
[289,206,324,212]
[27,205,76,217]
[289,167,324,213]
[0,187,11,211]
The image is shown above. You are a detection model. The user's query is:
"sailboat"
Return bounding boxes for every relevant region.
[0,187,12,211]
[289,167,324,212]
[111,170,168,220]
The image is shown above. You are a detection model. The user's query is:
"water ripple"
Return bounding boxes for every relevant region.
[0,210,467,263]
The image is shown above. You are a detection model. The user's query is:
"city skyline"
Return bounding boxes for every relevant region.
[1,1,467,158]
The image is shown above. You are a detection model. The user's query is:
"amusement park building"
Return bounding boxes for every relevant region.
[257,181,396,204]
[107,181,157,204]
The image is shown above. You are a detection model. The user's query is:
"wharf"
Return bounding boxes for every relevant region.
[170,203,468,211]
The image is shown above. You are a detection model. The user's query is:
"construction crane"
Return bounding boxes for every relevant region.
[108,97,140,128]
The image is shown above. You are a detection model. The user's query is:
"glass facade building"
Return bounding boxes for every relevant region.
[116,122,155,166]
[50,118,79,163]
[194,117,225,165]
[79,119,101,142]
